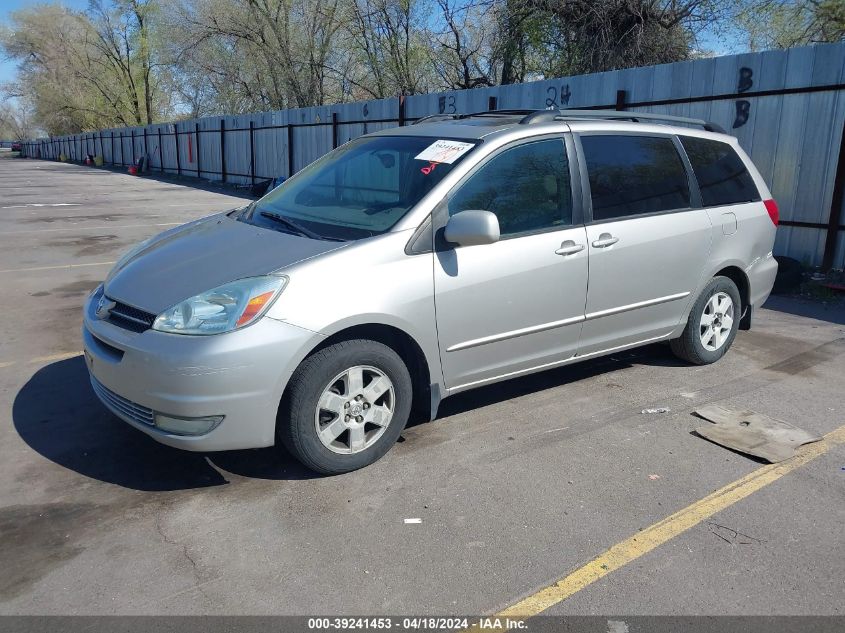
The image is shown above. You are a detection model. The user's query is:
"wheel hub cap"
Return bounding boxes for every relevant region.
[314,365,395,455]
[700,291,734,352]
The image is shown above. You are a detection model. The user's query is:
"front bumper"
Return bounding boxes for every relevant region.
[83,290,323,451]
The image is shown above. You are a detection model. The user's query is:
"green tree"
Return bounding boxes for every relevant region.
[736,0,845,50]
[1,1,168,134]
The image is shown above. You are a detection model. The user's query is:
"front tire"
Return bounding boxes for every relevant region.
[670,276,741,365]
[278,339,412,474]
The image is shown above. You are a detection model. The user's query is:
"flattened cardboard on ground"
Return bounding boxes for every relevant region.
[693,405,822,463]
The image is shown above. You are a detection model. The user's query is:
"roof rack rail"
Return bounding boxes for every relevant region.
[412,113,461,125]
[519,109,726,134]
[471,109,537,116]
[412,109,537,125]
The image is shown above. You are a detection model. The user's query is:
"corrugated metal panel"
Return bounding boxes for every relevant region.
[37,41,845,266]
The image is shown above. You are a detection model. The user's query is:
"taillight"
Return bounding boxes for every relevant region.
[764,199,779,226]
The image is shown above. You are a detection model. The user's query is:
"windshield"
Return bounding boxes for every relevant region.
[240,135,478,240]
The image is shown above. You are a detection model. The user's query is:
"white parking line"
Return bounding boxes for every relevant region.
[0,222,181,235]
[1,203,82,209]
[0,261,115,274]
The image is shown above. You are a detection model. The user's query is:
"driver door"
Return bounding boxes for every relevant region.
[433,136,589,391]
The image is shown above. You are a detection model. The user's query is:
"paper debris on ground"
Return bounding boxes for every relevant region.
[641,407,670,414]
[693,405,821,463]
[404,518,422,524]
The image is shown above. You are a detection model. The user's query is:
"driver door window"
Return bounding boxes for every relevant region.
[449,139,572,237]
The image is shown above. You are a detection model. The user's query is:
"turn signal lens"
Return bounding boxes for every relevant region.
[236,291,275,327]
[764,199,779,226]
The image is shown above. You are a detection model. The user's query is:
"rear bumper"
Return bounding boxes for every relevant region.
[749,251,778,310]
[83,290,323,451]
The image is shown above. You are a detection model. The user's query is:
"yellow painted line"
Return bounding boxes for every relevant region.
[0,351,82,368]
[0,261,114,274]
[30,352,81,363]
[498,424,845,617]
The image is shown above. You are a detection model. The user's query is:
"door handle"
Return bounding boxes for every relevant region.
[555,240,585,256]
[591,233,619,248]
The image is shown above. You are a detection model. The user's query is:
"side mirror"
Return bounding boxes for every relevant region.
[444,210,500,247]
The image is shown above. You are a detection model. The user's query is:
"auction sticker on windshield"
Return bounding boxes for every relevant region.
[414,140,474,164]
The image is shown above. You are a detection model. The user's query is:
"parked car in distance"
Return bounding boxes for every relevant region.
[84,109,778,474]
[11,141,22,152]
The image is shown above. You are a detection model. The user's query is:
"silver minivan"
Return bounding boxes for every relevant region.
[83,109,778,474]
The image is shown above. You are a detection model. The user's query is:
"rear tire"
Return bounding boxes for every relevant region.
[670,276,741,365]
[278,339,412,475]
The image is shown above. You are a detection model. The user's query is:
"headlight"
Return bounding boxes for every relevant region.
[152,276,287,335]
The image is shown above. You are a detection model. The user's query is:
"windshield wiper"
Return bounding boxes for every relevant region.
[259,211,332,241]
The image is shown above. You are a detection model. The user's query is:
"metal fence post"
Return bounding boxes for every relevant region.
[119,132,124,166]
[488,96,497,111]
[195,122,201,178]
[143,128,148,165]
[175,126,182,176]
[822,121,845,270]
[158,128,163,174]
[332,112,339,148]
[398,95,405,126]
[131,130,136,165]
[249,120,256,185]
[110,132,115,164]
[287,124,294,178]
[615,90,627,111]
[220,119,227,183]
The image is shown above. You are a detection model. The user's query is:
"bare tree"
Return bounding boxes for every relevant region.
[533,0,722,75]
[0,100,38,140]
[170,0,347,109]
[429,0,497,89]
[344,0,433,98]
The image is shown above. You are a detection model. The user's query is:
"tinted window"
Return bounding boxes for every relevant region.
[681,136,760,207]
[245,135,477,240]
[582,135,691,221]
[450,139,572,236]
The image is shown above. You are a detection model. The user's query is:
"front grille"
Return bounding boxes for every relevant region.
[107,300,156,333]
[90,375,155,427]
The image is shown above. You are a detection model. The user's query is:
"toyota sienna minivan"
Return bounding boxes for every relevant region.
[84,109,778,474]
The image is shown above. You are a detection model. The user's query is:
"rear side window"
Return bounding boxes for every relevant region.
[581,135,691,221]
[680,136,760,207]
[449,138,572,237]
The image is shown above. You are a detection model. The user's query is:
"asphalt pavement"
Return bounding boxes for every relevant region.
[1,157,844,616]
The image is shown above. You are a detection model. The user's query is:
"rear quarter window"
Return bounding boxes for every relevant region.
[680,136,761,207]
[581,135,691,221]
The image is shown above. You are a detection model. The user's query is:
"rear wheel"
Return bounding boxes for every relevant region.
[278,339,412,474]
[670,276,741,365]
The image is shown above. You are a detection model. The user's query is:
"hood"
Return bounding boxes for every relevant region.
[104,213,346,314]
